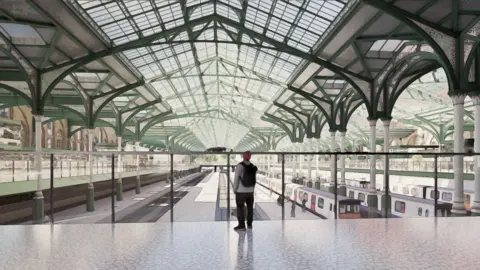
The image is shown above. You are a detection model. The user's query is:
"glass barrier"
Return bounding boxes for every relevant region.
[0,151,476,225]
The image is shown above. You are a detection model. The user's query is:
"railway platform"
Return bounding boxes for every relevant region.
[0,168,161,196]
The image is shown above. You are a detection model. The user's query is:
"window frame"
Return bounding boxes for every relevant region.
[394,200,406,214]
[317,197,324,209]
[441,192,452,202]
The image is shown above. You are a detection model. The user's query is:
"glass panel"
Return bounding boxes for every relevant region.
[0,151,466,225]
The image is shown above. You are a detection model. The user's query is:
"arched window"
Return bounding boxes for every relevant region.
[20,121,28,147]
[55,130,63,149]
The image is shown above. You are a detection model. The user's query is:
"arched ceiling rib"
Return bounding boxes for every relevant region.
[62,0,351,149]
[0,0,479,150]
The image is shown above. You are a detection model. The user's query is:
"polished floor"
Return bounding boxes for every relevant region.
[1,218,479,269]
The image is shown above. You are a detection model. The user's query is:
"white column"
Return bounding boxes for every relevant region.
[34,115,43,195]
[45,122,50,148]
[292,143,297,178]
[452,95,466,215]
[339,131,346,185]
[33,115,44,223]
[299,143,303,177]
[307,139,312,180]
[135,141,141,194]
[136,142,141,177]
[383,119,391,191]
[369,119,377,191]
[88,129,94,179]
[116,136,123,201]
[86,129,95,211]
[472,96,480,214]
[77,133,81,152]
[330,131,336,185]
[117,136,122,174]
[267,149,271,178]
[315,138,320,180]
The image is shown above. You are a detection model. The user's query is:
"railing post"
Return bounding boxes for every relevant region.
[12,160,15,182]
[111,154,115,223]
[281,153,285,220]
[334,153,338,220]
[170,153,174,222]
[434,154,438,217]
[50,153,54,223]
[27,159,29,181]
[227,153,231,222]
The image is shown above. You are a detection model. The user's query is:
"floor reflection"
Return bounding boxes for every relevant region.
[235,230,253,270]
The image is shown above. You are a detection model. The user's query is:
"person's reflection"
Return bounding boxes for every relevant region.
[236,230,253,269]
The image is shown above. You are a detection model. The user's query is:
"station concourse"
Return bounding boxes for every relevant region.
[1,0,480,269]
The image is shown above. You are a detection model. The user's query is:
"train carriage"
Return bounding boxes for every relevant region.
[298,187,362,219]
[260,175,452,218]
[346,186,452,218]
[423,186,473,213]
[259,177,362,219]
[389,183,473,213]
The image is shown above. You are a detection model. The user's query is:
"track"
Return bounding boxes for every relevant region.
[115,173,209,223]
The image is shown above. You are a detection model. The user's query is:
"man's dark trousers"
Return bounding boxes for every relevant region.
[236,192,254,225]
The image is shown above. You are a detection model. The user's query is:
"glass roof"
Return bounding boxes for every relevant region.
[71,0,349,149]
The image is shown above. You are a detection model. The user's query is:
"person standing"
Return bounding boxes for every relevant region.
[233,151,257,231]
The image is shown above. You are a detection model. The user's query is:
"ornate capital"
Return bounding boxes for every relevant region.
[339,131,346,137]
[33,115,44,122]
[382,119,391,127]
[330,131,336,137]
[471,95,480,106]
[368,118,377,127]
[451,94,466,105]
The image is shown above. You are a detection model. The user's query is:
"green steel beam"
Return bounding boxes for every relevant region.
[217,15,371,83]
[273,102,309,130]
[362,0,457,37]
[0,71,27,81]
[287,85,334,128]
[92,80,145,122]
[362,0,458,91]
[356,33,423,41]
[40,15,216,74]
[40,29,62,69]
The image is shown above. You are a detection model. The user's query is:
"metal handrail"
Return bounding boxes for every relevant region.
[0,150,477,156]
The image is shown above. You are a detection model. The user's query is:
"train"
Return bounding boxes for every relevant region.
[390,184,473,213]
[335,178,456,217]
[258,176,362,219]
[258,175,452,218]
[345,185,452,218]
